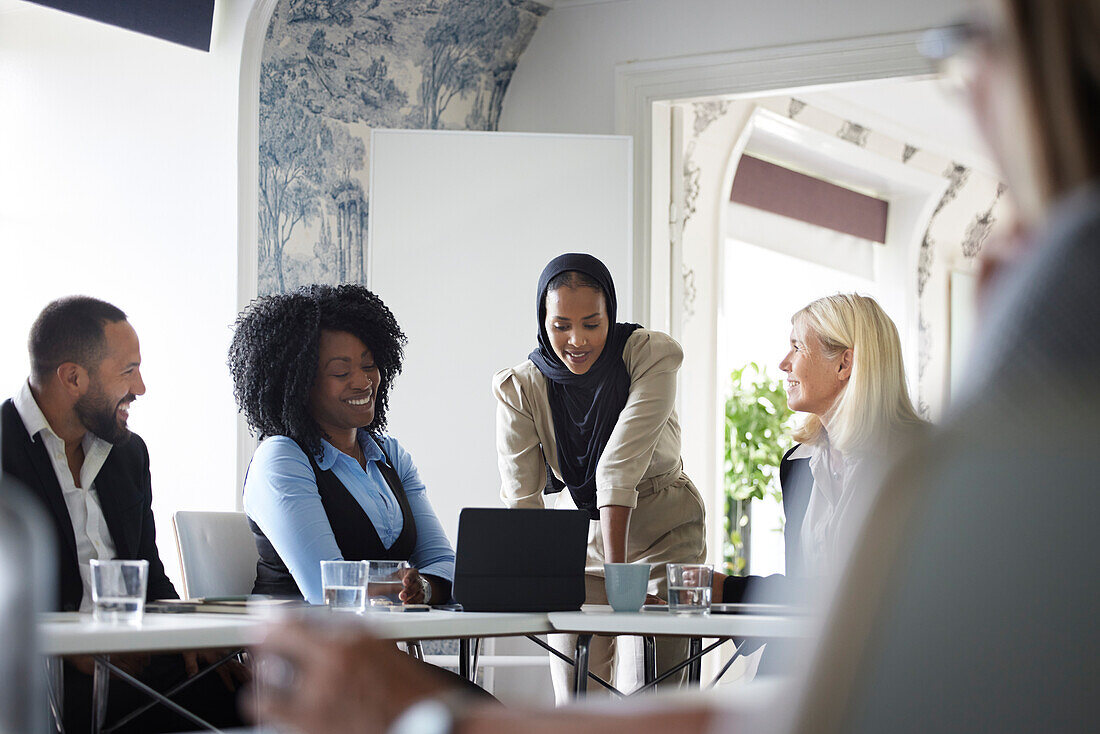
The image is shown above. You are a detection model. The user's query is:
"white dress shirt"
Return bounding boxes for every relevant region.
[795,434,862,578]
[13,381,117,611]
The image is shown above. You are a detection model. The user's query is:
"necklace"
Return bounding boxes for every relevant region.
[340,439,365,469]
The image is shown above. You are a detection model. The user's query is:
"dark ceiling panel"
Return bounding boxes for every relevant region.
[26,0,215,51]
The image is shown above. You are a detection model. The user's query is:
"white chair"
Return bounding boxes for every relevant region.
[172,511,259,599]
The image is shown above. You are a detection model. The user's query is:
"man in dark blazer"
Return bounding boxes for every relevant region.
[0,296,241,732]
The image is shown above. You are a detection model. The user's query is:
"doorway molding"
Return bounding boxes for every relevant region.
[614,29,937,327]
[615,31,939,588]
[234,0,280,502]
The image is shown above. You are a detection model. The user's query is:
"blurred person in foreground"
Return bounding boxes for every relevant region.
[248,0,1100,731]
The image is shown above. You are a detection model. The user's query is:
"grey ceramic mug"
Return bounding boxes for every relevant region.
[603,562,652,612]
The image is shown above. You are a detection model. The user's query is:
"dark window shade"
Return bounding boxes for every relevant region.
[26,1,215,51]
[729,155,888,244]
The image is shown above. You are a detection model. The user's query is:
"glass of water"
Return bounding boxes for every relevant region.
[320,560,369,613]
[90,559,148,624]
[366,560,409,609]
[666,563,713,615]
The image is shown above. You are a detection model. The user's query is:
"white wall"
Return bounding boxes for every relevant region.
[0,1,254,590]
[500,0,964,135]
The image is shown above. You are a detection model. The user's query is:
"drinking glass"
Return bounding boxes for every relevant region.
[320,560,369,613]
[666,563,712,615]
[90,559,148,624]
[366,560,409,609]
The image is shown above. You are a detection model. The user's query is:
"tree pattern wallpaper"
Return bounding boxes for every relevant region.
[258,0,549,295]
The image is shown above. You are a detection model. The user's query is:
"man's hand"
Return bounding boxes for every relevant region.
[182,649,251,691]
[249,620,450,734]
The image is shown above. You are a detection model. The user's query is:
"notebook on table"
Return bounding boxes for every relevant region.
[452,508,589,612]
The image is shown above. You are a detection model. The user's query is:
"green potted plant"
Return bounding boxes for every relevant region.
[723,363,794,574]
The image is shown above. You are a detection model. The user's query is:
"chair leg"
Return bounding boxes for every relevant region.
[469,638,481,682]
[642,636,657,692]
[688,637,703,685]
[459,639,471,681]
[92,656,110,734]
[572,634,592,698]
[43,657,65,734]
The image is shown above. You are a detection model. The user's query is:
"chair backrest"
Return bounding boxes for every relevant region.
[172,511,259,599]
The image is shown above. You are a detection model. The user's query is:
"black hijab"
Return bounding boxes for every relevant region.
[528,253,641,519]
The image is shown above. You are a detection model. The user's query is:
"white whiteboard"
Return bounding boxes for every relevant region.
[368,129,632,543]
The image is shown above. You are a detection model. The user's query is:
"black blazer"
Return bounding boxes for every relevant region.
[1,399,177,611]
[721,444,813,603]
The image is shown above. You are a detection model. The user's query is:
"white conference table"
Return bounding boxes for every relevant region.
[548,607,814,696]
[39,609,554,656]
[39,605,810,656]
[39,609,554,733]
[39,605,812,729]
[549,607,812,639]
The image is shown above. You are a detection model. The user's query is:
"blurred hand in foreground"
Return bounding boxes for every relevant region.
[249,620,448,734]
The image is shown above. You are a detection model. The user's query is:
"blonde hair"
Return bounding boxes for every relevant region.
[790,294,924,455]
[997,0,1100,211]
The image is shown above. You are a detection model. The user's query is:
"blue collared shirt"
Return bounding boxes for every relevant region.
[243,431,455,604]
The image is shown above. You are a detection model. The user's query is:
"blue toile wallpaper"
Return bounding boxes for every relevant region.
[258,0,550,295]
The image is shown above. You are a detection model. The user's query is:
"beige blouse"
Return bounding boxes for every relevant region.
[492,329,684,510]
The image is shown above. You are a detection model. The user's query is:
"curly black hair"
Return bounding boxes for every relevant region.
[227,284,406,457]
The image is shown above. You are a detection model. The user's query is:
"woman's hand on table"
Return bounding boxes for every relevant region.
[711,571,727,604]
[250,620,449,734]
[399,567,428,604]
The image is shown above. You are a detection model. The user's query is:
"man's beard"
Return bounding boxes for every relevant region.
[75,382,134,445]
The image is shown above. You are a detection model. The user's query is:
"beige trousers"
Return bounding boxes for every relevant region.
[548,469,707,704]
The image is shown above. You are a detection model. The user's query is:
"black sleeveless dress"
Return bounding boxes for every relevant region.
[249,435,422,600]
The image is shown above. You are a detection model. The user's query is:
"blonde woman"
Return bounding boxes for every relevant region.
[715,294,926,603]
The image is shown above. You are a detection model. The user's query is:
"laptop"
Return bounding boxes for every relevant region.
[452,508,589,612]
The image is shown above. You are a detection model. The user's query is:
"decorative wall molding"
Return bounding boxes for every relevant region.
[837,121,871,147]
[685,94,1006,421]
[615,29,937,325]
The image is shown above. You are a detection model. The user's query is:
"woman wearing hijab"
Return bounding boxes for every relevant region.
[492,253,706,701]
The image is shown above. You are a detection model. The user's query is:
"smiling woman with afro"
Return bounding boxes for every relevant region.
[228,284,456,608]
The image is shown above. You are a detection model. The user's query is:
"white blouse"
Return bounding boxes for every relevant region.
[796,434,864,578]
